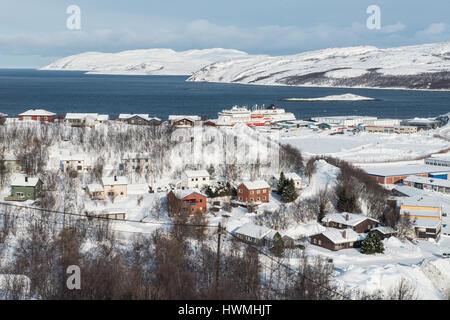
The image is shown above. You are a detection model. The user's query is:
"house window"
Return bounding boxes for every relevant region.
[263,196,266,200]
[203,177,206,181]
[239,189,243,193]
[199,199,203,203]
[257,190,260,194]
[263,189,266,193]
[120,192,124,195]
[239,197,243,201]
[318,240,322,245]
[250,190,254,194]
[250,198,254,202]
[257,197,260,201]
[16,192,24,197]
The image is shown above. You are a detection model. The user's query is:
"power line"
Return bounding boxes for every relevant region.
[221,229,351,300]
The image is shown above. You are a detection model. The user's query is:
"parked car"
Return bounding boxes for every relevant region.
[443,253,450,259]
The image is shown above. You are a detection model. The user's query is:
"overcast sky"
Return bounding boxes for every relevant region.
[0,0,449,67]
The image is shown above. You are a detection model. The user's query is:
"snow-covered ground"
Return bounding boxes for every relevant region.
[280,128,448,163]
[40,48,254,76]
[188,42,450,90]
[281,93,377,102]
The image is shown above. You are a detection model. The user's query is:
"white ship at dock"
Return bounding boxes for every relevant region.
[216,104,296,126]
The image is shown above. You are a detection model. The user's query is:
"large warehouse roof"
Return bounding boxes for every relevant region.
[363,164,449,177]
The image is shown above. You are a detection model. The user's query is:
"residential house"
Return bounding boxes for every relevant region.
[236,180,270,204]
[269,172,302,190]
[61,156,91,173]
[182,169,210,189]
[167,190,207,215]
[321,212,379,233]
[168,115,201,128]
[102,176,128,199]
[118,114,161,125]
[87,183,105,200]
[2,154,22,173]
[399,197,442,240]
[88,208,126,220]
[19,109,56,122]
[233,223,273,246]
[371,226,396,240]
[65,113,109,127]
[7,175,43,201]
[122,152,151,173]
[310,228,360,251]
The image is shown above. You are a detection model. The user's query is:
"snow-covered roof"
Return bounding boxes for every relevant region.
[392,185,425,198]
[319,228,358,244]
[184,169,210,178]
[122,152,151,160]
[411,217,442,229]
[87,183,103,193]
[233,223,273,240]
[65,113,98,120]
[19,109,56,116]
[168,115,201,121]
[322,212,378,227]
[172,189,206,199]
[240,180,270,190]
[97,114,109,121]
[372,226,396,235]
[11,175,41,187]
[399,196,441,209]
[0,113,7,117]
[404,175,450,188]
[102,176,128,186]
[104,208,126,214]
[285,173,302,181]
[119,113,149,120]
[363,164,448,177]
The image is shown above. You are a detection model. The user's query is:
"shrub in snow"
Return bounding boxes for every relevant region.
[360,231,384,254]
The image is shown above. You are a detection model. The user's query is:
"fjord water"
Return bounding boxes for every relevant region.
[0,69,448,120]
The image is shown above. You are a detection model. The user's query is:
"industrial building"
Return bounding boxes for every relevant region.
[310,116,377,127]
[364,164,450,184]
[404,175,450,194]
[424,157,450,168]
[364,125,417,134]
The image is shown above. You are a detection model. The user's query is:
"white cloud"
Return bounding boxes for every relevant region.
[418,23,447,35]
[381,22,406,34]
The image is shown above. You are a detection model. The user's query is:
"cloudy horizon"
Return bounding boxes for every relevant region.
[0,0,449,68]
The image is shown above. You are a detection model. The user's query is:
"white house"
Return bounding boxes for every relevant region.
[102,176,129,199]
[122,152,151,173]
[65,113,109,126]
[182,169,210,189]
[269,172,303,190]
[60,155,91,172]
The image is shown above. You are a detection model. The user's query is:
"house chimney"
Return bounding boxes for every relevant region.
[114,176,117,182]
[345,213,349,221]
[25,176,28,182]
[274,225,279,231]
[342,230,346,239]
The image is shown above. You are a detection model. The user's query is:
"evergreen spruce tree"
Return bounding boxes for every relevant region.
[277,172,286,195]
[281,179,298,203]
[360,231,384,254]
[208,164,216,179]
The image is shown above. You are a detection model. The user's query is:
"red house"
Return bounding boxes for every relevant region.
[19,109,56,122]
[167,190,207,215]
[236,180,270,204]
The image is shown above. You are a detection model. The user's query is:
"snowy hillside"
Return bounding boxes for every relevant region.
[188,42,450,90]
[40,48,254,75]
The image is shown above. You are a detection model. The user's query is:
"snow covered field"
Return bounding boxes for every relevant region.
[280,128,448,163]
[281,93,377,102]
[41,48,253,76]
[188,42,450,90]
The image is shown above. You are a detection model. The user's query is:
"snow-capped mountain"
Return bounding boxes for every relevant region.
[40,48,253,75]
[187,42,450,90]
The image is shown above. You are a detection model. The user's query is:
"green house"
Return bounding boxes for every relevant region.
[8,176,43,201]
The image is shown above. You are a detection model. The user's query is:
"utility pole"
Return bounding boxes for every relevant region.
[215,223,222,293]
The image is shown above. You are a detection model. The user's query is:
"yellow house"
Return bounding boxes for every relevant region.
[101,176,128,199]
[399,197,442,240]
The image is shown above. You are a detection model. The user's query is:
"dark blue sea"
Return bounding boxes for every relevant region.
[0,69,449,120]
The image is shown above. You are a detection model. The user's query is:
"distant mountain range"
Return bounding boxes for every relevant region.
[187,42,450,90]
[40,48,253,75]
